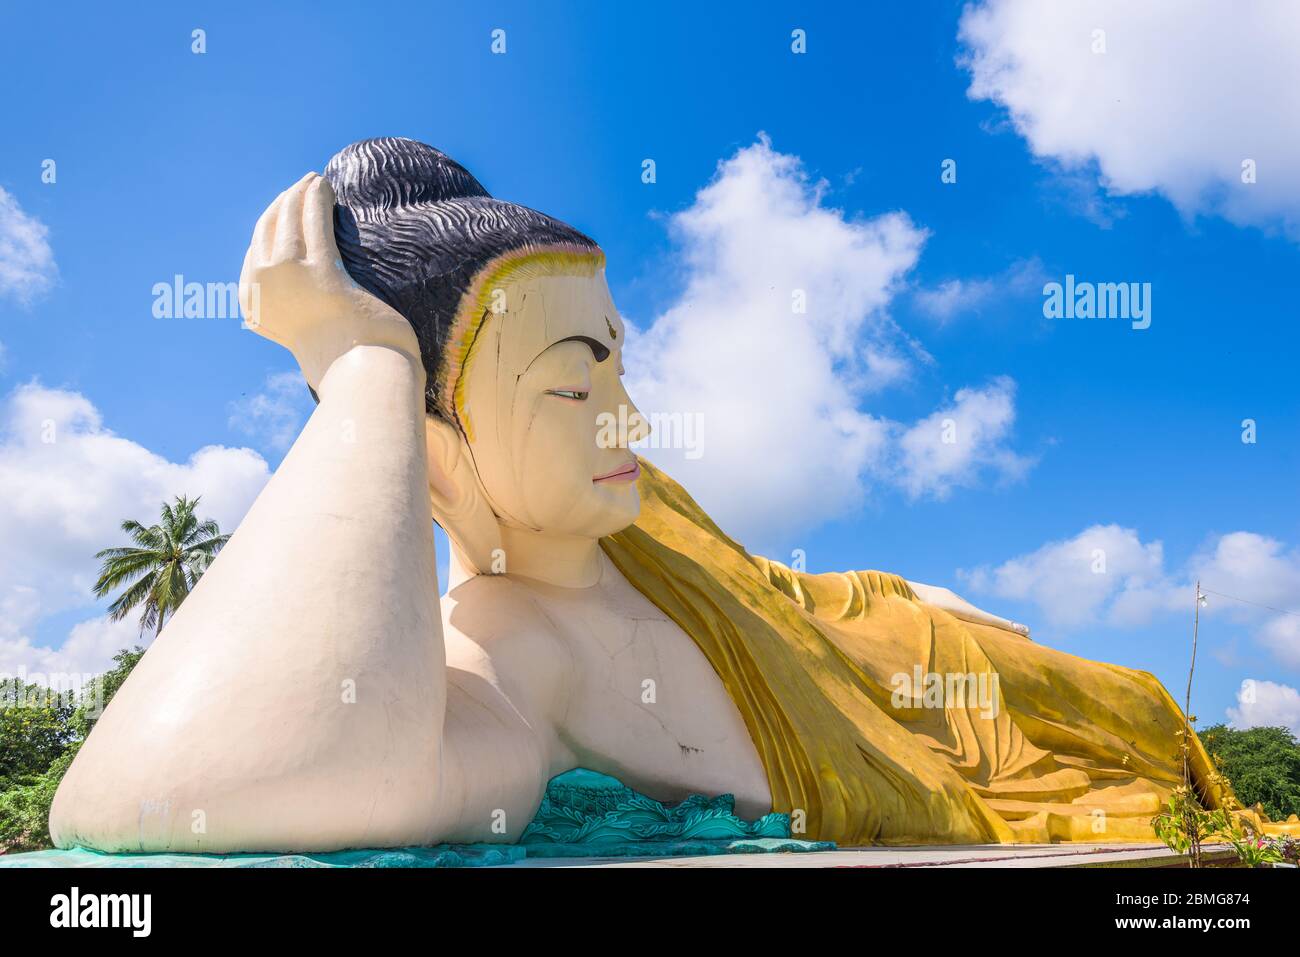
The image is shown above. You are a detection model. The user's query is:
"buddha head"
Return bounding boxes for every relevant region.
[324,137,649,575]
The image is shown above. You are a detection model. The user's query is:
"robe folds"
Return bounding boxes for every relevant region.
[601,460,1297,845]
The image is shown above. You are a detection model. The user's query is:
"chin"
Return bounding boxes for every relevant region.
[587,484,642,537]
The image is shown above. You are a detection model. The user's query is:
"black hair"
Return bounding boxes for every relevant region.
[323,137,600,421]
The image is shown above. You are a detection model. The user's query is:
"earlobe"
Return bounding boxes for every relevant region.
[423,416,462,502]
[424,416,503,576]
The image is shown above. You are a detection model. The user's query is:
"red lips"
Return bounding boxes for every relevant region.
[593,460,641,484]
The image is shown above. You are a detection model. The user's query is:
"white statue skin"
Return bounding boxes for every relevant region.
[49,173,1024,852]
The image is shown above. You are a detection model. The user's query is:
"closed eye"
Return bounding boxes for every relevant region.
[545,389,589,401]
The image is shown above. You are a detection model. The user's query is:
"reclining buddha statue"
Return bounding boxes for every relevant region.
[48,138,1286,853]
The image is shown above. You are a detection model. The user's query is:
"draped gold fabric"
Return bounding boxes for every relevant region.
[601,460,1295,846]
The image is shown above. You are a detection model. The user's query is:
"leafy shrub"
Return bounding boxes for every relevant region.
[0,678,75,792]
[0,648,144,853]
[1201,723,1300,822]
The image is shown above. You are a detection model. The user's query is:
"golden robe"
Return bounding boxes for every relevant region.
[602,460,1292,846]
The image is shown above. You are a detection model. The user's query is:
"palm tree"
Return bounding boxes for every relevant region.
[92,496,230,637]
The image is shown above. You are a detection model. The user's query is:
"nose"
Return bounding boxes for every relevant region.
[619,382,652,447]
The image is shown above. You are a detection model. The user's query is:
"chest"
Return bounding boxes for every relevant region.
[545,579,732,728]
[531,571,771,814]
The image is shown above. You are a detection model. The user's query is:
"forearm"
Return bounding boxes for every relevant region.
[906,580,1030,637]
[51,345,446,852]
[237,343,439,662]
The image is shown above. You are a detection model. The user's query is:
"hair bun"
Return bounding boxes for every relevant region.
[319,135,601,425]
[324,137,490,222]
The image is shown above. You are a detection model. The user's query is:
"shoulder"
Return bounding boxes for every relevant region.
[443,574,559,646]
[441,574,574,718]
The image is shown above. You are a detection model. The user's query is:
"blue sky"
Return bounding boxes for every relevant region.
[1,1,1298,733]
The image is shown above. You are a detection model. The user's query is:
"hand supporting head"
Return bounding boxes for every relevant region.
[323,138,650,577]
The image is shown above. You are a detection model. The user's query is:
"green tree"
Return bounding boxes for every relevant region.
[93,495,229,637]
[0,765,67,854]
[0,679,75,792]
[68,647,146,742]
[1200,723,1300,822]
[0,648,145,853]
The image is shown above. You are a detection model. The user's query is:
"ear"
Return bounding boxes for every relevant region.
[424,415,503,576]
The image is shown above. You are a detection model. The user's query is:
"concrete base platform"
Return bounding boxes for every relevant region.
[507,842,1236,868]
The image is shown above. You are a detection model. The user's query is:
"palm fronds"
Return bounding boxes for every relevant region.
[92,496,231,636]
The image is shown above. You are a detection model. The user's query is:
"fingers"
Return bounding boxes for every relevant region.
[250,172,327,266]
[237,243,267,328]
[272,172,317,262]
[251,193,283,262]
[238,249,254,320]
[303,176,338,262]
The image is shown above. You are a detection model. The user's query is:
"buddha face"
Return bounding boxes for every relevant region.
[450,264,649,541]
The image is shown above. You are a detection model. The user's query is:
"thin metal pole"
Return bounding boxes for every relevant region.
[1184,580,1203,867]
[1185,580,1200,729]
[1184,580,1201,786]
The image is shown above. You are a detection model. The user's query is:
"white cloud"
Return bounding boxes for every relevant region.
[913,258,1047,322]
[961,524,1166,629]
[0,186,57,303]
[962,526,1300,666]
[624,136,921,544]
[895,376,1032,501]
[229,370,314,452]
[0,382,271,675]
[1190,533,1300,615]
[624,136,1031,546]
[959,0,1300,238]
[913,278,995,323]
[1260,617,1300,670]
[1177,533,1300,667]
[0,614,144,682]
[1227,679,1300,736]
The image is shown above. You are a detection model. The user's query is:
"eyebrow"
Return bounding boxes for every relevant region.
[553,335,611,363]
